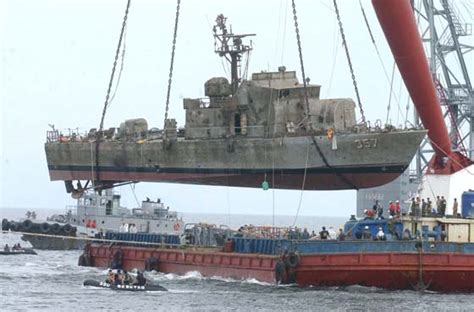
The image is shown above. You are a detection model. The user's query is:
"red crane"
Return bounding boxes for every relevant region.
[372,0,472,174]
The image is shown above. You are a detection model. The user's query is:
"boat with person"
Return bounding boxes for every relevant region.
[83,269,167,291]
[1,244,37,256]
[83,280,167,292]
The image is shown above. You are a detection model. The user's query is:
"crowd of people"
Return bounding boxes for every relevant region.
[363,196,461,220]
[408,196,459,217]
[105,269,147,286]
[363,199,402,220]
[3,243,23,252]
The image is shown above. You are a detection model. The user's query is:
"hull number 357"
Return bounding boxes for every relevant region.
[355,139,378,149]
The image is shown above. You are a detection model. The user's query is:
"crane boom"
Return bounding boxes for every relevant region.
[372,0,472,174]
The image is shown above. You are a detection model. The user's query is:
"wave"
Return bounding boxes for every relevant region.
[147,270,277,287]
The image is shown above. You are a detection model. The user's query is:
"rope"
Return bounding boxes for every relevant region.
[280,0,289,65]
[292,139,311,226]
[263,76,277,225]
[108,26,127,107]
[291,0,357,190]
[95,0,131,187]
[326,18,340,97]
[359,0,404,124]
[386,62,396,125]
[129,184,140,207]
[333,0,365,123]
[163,0,181,129]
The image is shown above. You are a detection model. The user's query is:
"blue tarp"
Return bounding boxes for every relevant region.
[105,232,180,245]
[231,237,474,255]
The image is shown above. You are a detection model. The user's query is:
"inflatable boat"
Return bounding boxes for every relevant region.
[0,248,37,255]
[83,279,167,291]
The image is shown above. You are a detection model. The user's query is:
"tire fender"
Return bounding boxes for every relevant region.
[144,257,159,272]
[285,252,300,269]
[50,223,61,234]
[63,224,73,234]
[41,223,50,233]
[2,219,10,231]
[23,219,33,231]
[275,260,287,284]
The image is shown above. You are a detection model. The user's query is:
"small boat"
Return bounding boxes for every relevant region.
[83,279,167,292]
[0,248,37,256]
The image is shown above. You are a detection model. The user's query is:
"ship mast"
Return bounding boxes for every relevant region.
[213,14,255,93]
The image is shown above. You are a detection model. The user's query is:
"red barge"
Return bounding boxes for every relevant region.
[79,214,474,293]
[80,238,474,293]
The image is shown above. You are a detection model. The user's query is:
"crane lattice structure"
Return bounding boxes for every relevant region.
[414,0,474,177]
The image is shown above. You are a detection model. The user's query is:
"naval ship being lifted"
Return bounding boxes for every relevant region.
[45,14,426,195]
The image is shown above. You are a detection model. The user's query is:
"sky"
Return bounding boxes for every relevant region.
[0,0,471,217]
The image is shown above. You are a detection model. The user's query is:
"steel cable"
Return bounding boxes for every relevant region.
[164,0,181,129]
[95,0,131,188]
[333,0,366,123]
[291,0,357,191]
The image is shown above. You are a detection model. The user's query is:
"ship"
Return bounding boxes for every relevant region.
[71,0,474,292]
[1,190,185,250]
[44,13,427,195]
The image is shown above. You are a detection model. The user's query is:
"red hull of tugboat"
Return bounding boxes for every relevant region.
[84,244,474,292]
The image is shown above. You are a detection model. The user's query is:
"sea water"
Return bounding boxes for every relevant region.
[1,209,473,311]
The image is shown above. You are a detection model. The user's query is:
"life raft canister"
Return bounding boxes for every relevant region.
[326,128,334,140]
[173,223,181,231]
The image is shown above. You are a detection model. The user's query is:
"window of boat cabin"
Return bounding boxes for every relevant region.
[234,113,241,135]
[106,200,112,216]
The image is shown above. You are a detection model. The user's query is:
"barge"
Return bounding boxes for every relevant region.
[79,216,474,293]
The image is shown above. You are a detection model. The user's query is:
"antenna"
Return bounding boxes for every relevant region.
[213,14,255,92]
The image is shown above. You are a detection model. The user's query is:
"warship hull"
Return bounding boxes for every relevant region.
[46,130,426,190]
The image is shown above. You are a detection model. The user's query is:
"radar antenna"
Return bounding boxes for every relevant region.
[213,14,255,92]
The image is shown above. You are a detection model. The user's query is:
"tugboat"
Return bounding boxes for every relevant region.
[2,190,184,250]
